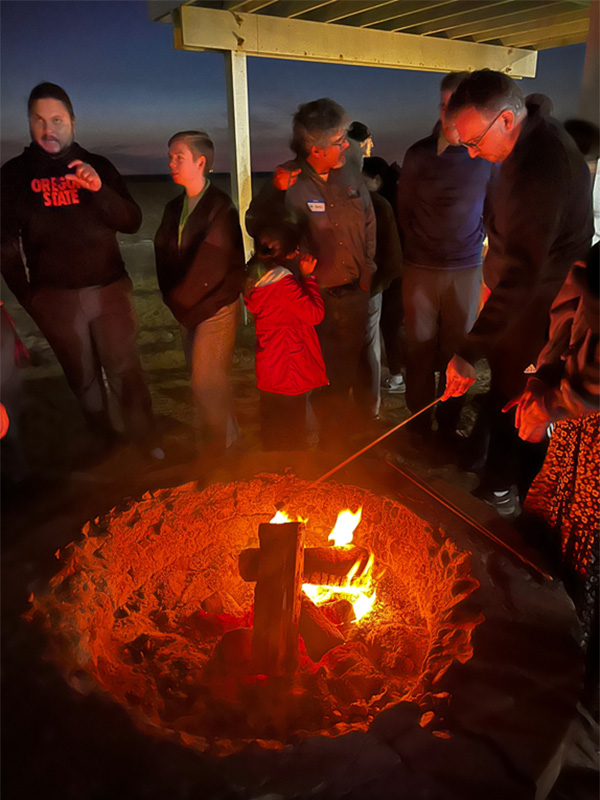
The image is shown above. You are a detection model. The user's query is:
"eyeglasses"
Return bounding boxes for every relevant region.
[457,109,507,153]
[329,134,348,150]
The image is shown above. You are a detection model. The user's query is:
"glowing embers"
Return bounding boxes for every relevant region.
[26,476,482,755]
[272,507,378,623]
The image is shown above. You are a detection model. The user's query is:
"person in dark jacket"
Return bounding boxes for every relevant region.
[1,82,158,455]
[397,72,494,444]
[244,225,327,451]
[511,244,599,699]
[154,130,245,453]
[443,70,594,514]
[248,99,376,449]
[356,156,403,416]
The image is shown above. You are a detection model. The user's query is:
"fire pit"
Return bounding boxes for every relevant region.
[26,456,583,799]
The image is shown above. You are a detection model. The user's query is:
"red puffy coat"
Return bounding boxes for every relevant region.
[245,268,328,395]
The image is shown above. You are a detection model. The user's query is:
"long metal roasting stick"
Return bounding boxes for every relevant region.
[275,397,441,510]
[384,458,553,582]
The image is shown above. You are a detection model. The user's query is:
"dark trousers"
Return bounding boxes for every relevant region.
[403,265,481,435]
[260,391,307,451]
[478,357,548,497]
[312,284,370,441]
[30,276,154,443]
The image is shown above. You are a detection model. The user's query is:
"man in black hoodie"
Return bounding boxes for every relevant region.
[1,83,158,455]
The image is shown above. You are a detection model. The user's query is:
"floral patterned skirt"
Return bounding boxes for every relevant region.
[524,412,599,644]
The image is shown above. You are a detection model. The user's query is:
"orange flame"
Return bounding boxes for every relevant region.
[303,507,377,623]
[328,507,362,547]
[270,510,291,524]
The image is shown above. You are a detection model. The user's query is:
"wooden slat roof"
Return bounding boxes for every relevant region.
[151,0,591,50]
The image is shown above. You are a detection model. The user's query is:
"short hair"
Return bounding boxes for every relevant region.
[440,71,469,95]
[255,224,300,261]
[168,130,214,171]
[28,82,74,120]
[291,98,347,156]
[446,69,524,119]
[347,121,371,143]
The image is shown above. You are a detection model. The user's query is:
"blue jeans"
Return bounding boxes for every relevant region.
[354,293,383,419]
[181,299,240,449]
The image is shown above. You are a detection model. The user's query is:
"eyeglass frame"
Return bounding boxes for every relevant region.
[457,108,508,153]
[326,132,349,150]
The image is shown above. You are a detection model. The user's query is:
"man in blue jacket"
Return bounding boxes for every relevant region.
[397,72,494,446]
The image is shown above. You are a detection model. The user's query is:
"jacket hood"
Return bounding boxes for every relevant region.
[246,268,293,315]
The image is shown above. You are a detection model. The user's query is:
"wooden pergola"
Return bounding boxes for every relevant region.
[148,0,597,254]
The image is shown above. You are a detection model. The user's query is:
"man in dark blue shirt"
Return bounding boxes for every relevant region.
[397,72,494,444]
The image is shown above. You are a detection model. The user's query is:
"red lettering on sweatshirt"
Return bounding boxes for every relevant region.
[32,175,80,207]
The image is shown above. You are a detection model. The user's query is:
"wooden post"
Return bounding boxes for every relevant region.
[239,545,370,584]
[251,521,304,676]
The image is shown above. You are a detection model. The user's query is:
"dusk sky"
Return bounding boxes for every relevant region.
[1,0,588,174]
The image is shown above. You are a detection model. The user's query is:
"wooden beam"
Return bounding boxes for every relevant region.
[502,18,589,47]
[298,0,400,24]
[532,28,590,48]
[174,5,538,76]
[224,0,278,12]
[372,1,496,33]
[406,1,543,36]
[337,0,453,29]
[439,1,577,39]
[264,0,336,19]
[470,9,590,43]
[224,49,253,260]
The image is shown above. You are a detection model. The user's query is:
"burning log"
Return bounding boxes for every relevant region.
[299,595,345,661]
[251,521,304,676]
[239,545,370,585]
[323,598,356,627]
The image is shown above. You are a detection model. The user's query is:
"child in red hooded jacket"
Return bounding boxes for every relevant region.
[244,226,328,450]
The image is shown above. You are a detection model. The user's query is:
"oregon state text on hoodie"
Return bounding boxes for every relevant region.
[1,142,142,303]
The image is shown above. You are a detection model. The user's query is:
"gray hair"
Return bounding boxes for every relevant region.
[440,71,469,95]
[446,69,524,120]
[168,130,214,171]
[291,98,348,156]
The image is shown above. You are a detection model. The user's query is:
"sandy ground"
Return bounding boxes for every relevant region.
[1,181,596,799]
[1,177,486,487]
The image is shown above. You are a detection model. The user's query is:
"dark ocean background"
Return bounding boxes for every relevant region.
[124,173,271,243]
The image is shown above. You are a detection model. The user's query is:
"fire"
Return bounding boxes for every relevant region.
[328,507,362,547]
[270,510,291,524]
[306,507,377,623]
[269,507,377,622]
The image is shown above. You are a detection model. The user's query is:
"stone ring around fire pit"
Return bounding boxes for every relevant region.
[27,456,583,800]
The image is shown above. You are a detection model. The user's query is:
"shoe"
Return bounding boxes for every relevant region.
[473,484,521,519]
[383,374,406,393]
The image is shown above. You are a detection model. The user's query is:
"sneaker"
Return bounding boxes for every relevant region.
[383,374,406,393]
[473,484,521,519]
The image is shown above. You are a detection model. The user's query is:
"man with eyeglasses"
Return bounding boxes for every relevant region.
[396,71,494,452]
[442,69,593,515]
[248,98,376,449]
